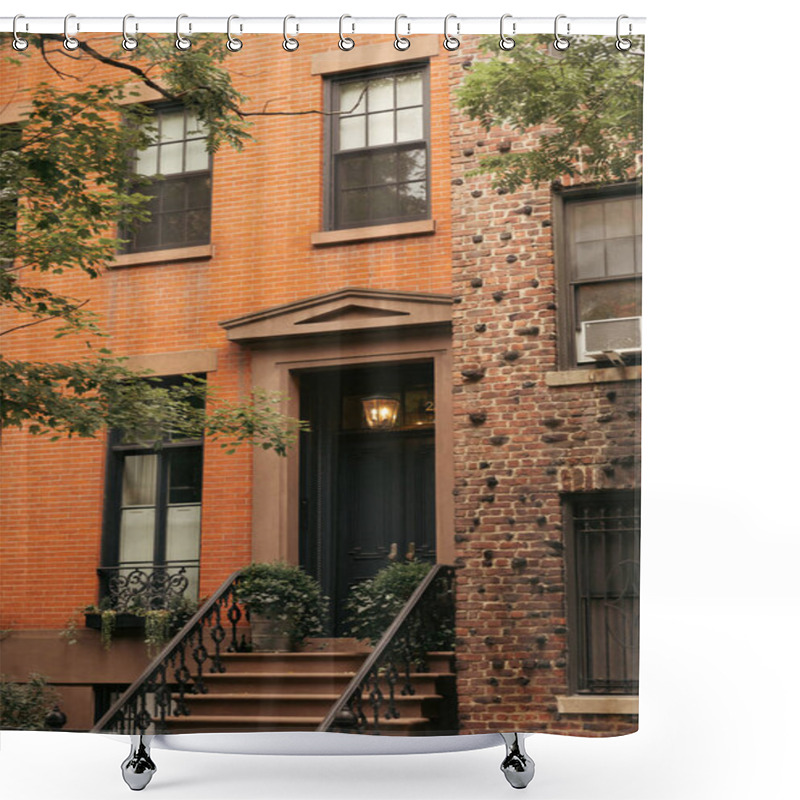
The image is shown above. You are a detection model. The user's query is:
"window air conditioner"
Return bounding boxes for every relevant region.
[577,316,642,363]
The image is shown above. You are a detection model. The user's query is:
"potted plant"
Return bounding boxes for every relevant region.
[236,562,328,651]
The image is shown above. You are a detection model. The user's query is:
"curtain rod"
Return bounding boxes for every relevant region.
[1,16,646,37]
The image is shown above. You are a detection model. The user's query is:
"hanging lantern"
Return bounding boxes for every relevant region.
[362,395,400,430]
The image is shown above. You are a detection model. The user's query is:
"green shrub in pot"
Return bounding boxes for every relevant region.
[236,562,328,650]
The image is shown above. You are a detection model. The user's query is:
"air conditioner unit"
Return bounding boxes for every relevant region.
[577,316,642,363]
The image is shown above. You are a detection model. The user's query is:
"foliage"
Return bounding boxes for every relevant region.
[236,562,328,646]
[144,595,199,654]
[0,673,60,730]
[100,609,117,650]
[456,35,644,192]
[0,35,301,448]
[344,561,454,662]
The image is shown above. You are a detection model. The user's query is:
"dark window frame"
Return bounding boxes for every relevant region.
[100,376,205,607]
[324,63,431,231]
[553,183,642,369]
[121,104,212,254]
[564,490,641,695]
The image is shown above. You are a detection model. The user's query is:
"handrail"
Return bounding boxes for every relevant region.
[317,563,454,732]
[91,568,244,733]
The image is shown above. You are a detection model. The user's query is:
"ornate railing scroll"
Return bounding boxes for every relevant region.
[317,564,455,734]
[91,569,247,735]
[97,562,199,611]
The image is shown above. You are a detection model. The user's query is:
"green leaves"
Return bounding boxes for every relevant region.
[457,35,644,192]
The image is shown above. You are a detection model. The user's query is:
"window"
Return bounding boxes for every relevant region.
[327,65,429,230]
[565,491,640,694]
[101,378,204,608]
[559,188,642,366]
[123,106,211,253]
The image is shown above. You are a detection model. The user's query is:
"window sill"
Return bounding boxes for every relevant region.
[556,695,639,715]
[311,219,436,247]
[545,365,641,387]
[109,244,214,269]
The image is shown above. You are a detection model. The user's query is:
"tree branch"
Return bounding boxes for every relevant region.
[0,299,91,338]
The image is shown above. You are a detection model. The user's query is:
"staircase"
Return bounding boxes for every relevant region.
[164,639,456,736]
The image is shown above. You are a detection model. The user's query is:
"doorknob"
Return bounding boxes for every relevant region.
[388,542,398,561]
[405,541,416,561]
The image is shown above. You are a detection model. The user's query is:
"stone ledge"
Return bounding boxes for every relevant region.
[311,219,436,246]
[545,365,642,387]
[109,244,214,269]
[556,695,639,715]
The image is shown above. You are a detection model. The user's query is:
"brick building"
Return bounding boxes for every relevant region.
[1,34,639,736]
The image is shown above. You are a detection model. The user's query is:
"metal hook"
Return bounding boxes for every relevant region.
[553,14,570,51]
[227,15,243,51]
[616,15,632,51]
[338,14,355,51]
[499,14,515,51]
[63,13,79,51]
[394,15,411,51]
[12,15,28,51]
[283,15,299,51]
[443,14,460,51]
[175,14,191,51]
[121,15,138,51]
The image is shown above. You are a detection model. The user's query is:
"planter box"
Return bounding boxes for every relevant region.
[84,612,146,630]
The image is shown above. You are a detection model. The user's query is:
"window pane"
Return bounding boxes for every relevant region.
[186,208,211,243]
[574,241,606,279]
[397,148,426,182]
[169,448,202,505]
[135,147,158,176]
[370,185,399,220]
[339,81,366,114]
[161,180,187,213]
[339,189,369,227]
[185,113,208,139]
[122,454,157,506]
[396,71,423,107]
[184,138,209,172]
[396,107,423,142]
[339,115,366,150]
[605,237,637,276]
[161,212,186,246]
[370,150,397,185]
[131,218,160,251]
[367,77,394,112]
[159,111,185,143]
[185,175,211,208]
[604,197,635,238]
[577,279,641,322]
[165,505,201,562]
[572,203,605,243]
[398,182,427,216]
[159,142,183,175]
[368,111,394,147]
[119,508,156,563]
[339,154,370,190]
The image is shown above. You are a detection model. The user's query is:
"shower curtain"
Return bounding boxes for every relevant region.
[0,17,643,746]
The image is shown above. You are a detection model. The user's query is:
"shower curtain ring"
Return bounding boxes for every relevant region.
[227,15,243,51]
[283,15,299,51]
[175,14,191,50]
[553,14,570,51]
[122,15,138,51]
[12,15,29,51]
[63,14,79,51]
[616,15,633,51]
[499,14,515,50]
[338,15,355,51]
[443,14,460,51]
[394,15,410,51]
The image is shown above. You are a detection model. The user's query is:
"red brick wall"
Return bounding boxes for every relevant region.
[0,35,453,631]
[448,40,640,736]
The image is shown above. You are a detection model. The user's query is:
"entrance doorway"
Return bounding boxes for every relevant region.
[299,362,436,633]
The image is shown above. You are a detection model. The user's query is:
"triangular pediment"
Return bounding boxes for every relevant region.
[221,288,451,343]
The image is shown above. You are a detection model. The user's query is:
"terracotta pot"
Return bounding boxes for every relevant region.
[249,612,292,651]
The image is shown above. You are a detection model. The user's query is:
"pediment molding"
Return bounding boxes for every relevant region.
[221,288,452,343]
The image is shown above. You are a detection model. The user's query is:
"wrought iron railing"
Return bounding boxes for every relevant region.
[317,564,456,734]
[97,561,199,612]
[91,569,247,734]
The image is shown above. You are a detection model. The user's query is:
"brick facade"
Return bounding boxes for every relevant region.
[448,41,640,735]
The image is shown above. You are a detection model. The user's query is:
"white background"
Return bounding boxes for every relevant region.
[2,1,799,798]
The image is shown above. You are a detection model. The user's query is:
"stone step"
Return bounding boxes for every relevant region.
[217,652,368,674]
[164,714,432,735]
[180,692,443,718]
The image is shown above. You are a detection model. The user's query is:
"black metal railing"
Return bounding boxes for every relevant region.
[91,569,247,734]
[317,564,455,734]
[97,562,199,612]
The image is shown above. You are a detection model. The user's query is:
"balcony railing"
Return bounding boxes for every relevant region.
[97,561,199,612]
